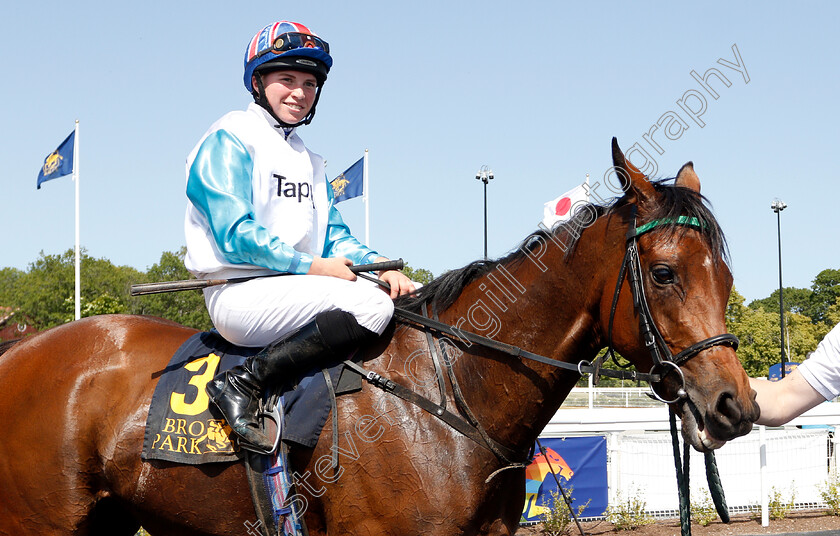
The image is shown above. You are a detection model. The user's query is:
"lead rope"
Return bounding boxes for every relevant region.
[705,451,730,523]
[669,411,692,536]
[669,411,730,536]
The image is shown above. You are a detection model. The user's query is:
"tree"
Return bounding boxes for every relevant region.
[6,249,143,329]
[0,267,24,307]
[826,296,840,327]
[400,264,434,286]
[809,269,840,324]
[131,248,212,331]
[727,288,781,376]
[749,287,812,316]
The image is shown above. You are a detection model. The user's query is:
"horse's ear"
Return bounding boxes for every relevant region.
[611,137,657,205]
[675,161,701,193]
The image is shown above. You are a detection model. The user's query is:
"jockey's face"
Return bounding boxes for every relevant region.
[256,70,318,125]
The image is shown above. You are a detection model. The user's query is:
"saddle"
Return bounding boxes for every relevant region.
[142,330,367,536]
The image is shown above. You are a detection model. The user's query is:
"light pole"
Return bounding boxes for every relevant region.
[476,165,494,259]
[771,199,787,378]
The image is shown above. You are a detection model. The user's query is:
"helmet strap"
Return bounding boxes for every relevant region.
[252,72,323,129]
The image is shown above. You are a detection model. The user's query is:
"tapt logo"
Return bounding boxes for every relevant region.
[274,174,312,203]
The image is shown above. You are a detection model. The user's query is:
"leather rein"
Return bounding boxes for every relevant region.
[345,213,740,466]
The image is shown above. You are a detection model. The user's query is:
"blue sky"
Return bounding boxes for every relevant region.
[3,1,838,304]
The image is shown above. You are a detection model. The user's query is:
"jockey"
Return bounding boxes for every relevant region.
[183,21,415,452]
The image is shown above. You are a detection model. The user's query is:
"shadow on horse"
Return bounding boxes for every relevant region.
[0,140,759,535]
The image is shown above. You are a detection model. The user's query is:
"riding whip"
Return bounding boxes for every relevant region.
[130,259,404,296]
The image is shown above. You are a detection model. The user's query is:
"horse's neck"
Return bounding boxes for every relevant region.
[433,228,614,451]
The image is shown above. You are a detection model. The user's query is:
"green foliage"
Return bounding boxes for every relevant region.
[810,269,840,324]
[690,489,718,527]
[130,248,212,331]
[728,287,780,376]
[400,264,434,285]
[0,248,436,335]
[539,488,589,536]
[605,489,654,530]
[819,473,840,516]
[578,350,642,388]
[768,485,796,520]
[64,293,127,322]
[749,286,813,316]
[728,285,835,377]
[0,249,142,330]
[0,248,209,331]
[826,296,840,327]
[0,267,24,305]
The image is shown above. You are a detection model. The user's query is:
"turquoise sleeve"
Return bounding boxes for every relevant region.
[186,130,313,274]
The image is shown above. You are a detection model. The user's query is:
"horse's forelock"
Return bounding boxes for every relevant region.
[644,180,729,264]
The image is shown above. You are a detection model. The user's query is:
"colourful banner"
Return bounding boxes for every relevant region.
[521,436,608,523]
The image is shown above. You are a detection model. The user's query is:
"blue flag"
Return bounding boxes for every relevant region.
[330,157,364,203]
[37,130,75,189]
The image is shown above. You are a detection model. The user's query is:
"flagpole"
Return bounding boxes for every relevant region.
[74,119,80,321]
[585,173,590,203]
[363,148,370,247]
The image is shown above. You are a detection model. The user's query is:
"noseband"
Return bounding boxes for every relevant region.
[600,212,739,403]
[355,209,741,467]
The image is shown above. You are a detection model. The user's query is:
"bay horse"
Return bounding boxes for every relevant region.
[0,140,759,535]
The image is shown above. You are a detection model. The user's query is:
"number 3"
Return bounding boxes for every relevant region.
[169,353,221,416]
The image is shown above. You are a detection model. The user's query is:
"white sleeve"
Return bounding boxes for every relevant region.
[797,322,840,401]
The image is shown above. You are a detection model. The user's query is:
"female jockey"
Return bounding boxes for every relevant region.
[183,21,415,451]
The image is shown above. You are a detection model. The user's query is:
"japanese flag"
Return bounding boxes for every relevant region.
[542,184,589,228]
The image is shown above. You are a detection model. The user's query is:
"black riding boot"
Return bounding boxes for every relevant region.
[206,310,373,452]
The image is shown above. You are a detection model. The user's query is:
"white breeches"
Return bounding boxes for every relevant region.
[203,274,395,347]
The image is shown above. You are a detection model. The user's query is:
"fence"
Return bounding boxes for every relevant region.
[611,428,832,516]
[537,387,840,524]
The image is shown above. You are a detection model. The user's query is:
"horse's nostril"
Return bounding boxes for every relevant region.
[715,391,741,424]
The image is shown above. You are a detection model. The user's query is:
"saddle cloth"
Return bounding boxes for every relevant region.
[141,330,355,464]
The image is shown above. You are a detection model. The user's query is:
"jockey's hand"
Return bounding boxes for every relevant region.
[376,258,417,299]
[307,257,356,280]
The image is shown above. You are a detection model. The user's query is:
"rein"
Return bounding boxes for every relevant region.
[347,213,737,528]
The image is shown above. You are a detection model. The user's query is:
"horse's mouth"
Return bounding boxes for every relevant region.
[676,398,726,452]
[696,427,726,451]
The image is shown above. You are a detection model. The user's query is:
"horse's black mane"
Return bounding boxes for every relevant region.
[395,179,728,315]
[0,339,20,358]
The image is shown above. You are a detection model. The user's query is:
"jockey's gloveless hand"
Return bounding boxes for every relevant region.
[376,257,416,299]
[307,256,356,280]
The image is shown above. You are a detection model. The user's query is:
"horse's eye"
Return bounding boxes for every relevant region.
[651,265,675,284]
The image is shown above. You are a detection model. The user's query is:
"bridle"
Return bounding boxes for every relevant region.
[593,210,740,403]
[343,208,740,529]
[348,208,741,463]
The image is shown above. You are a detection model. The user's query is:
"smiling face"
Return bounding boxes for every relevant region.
[255,70,318,125]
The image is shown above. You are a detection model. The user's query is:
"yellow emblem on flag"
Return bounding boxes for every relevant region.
[43,151,64,176]
[331,174,349,197]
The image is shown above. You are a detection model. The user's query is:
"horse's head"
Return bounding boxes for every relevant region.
[603,138,759,451]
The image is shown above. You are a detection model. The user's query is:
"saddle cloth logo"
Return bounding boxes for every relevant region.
[142,333,258,464]
[147,353,236,457]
